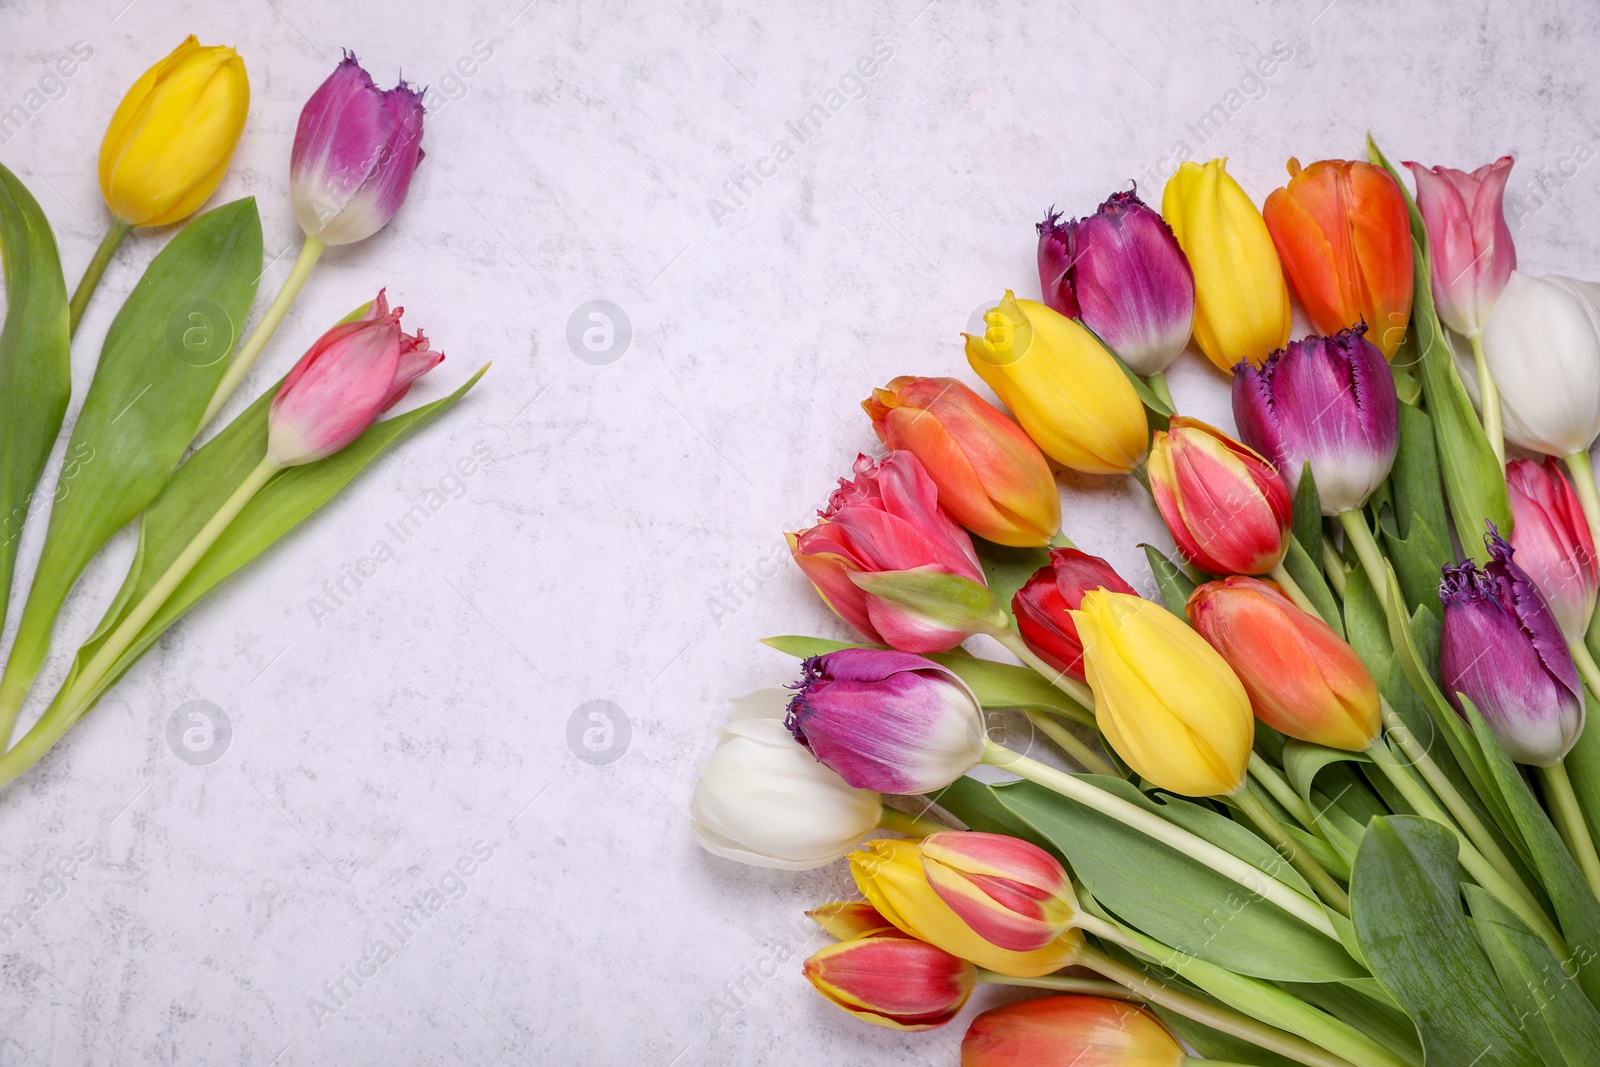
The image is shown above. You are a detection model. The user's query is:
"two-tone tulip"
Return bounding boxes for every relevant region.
[1507,458,1598,640]
[1440,531,1584,766]
[1263,158,1414,358]
[919,832,1078,953]
[1404,156,1516,338]
[1188,577,1380,751]
[1071,590,1254,796]
[785,649,985,794]
[691,691,882,870]
[267,290,443,467]
[1147,417,1292,576]
[789,451,989,654]
[292,53,426,246]
[1012,550,1138,682]
[961,996,1188,1067]
[1035,191,1194,375]
[964,292,1148,474]
[851,836,1082,977]
[863,376,1060,546]
[804,934,975,1031]
[1233,326,1399,514]
[1161,158,1291,372]
[808,901,904,941]
[98,36,249,229]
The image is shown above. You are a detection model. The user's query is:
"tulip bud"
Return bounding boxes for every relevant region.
[786,649,986,794]
[851,837,1083,977]
[1071,590,1254,796]
[1233,326,1399,514]
[292,53,426,246]
[863,376,1060,547]
[98,36,249,228]
[1188,577,1380,751]
[803,934,975,1031]
[808,901,904,940]
[789,452,989,654]
[1161,158,1291,372]
[267,290,443,467]
[1457,272,1600,457]
[963,291,1149,474]
[961,996,1185,1067]
[1147,416,1292,576]
[1404,156,1515,337]
[919,832,1077,952]
[1264,158,1414,358]
[691,691,882,870]
[1012,550,1138,682]
[1440,531,1584,766]
[1035,191,1195,376]
[1507,458,1599,640]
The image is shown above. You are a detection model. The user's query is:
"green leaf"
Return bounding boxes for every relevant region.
[1472,894,1600,1067]
[1283,535,1344,638]
[921,777,1060,856]
[1153,1009,1302,1067]
[848,566,1007,634]
[0,162,70,634]
[0,198,261,714]
[1389,402,1452,561]
[1368,136,1511,562]
[1291,461,1323,564]
[1278,980,1425,1065]
[1562,687,1600,844]
[998,776,1365,982]
[1351,815,1542,1067]
[971,538,1049,623]
[1142,543,1195,617]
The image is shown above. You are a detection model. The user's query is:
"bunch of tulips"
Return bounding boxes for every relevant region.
[692,142,1600,1067]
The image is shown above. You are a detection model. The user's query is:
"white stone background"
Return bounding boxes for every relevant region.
[0,0,1597,1063]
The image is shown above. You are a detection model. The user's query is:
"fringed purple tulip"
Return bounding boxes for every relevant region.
[786,649,985,794]
[291,52,425,245]
[1404,157,1516,337]
[1439,530,1584,766]
[1035,191,1195,376]
[1232,325,1399,514]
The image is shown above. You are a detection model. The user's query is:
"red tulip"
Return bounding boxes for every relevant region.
[1012,550,1137,681]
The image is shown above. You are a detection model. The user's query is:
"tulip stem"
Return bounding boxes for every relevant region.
[0,456,282,789]
[982,740,1339,939]
[992,625,1097,714]
[1146,371,1177,412]
[1247,755,1325,838]
[1541,759,1600,901]
[1363,738,1567,956]
[875,806,948,838]
[1563,451,1600,561]
[1467,333,1505,467]
[1268,562,1323,622]
[1073,947,1364,1067]
[1047,531,1078,549]
[1336,510,1388,609]
[1022,709,1118,777]
[973,970,1138,1001]
[1231,786,1351,916]
[1320,538,1348,599]
[68,219,132,337]
[200,235,326,429]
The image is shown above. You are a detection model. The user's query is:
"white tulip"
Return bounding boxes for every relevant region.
[690,690,882,870]
[1459,271,1600,457]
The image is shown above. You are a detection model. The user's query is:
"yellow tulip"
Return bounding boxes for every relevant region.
[964,292,1148,474]
[1161,159,1291,373]
[849,837,1083,977]
[1071,590,1253,796]
[98,36,249,228]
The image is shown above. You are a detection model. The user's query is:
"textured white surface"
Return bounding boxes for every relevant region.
[1,0,1598,1063]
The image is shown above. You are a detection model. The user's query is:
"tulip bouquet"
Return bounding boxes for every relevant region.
[693,136,1600,1067]
[0,38,484,788]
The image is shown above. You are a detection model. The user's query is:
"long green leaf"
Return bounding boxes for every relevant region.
[1142,543,1195,617]
[1473,902,1600,1066]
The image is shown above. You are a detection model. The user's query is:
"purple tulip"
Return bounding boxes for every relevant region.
[785,649,985,794]
[1232,325,1399,514]
[291,52,425,246]
[1439,530,1583,766]
[1036,190,1195,376]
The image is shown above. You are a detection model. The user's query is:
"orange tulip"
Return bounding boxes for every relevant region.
[1263,158,1414,359]
[961,996,1185,1067]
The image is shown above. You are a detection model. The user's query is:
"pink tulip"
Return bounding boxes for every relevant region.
[291,53,426,245]
[1507,458,1599,641]
[267,290,443,467]
[1403,157,1516,337]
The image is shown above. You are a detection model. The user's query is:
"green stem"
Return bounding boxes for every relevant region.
[1572,637,1600,701]
[1336,510,1388,610]
[983,740,1338,938]
[1364,739,1567,956]
[1467,333,1505,468]
[992,625,1097,713]
[973,969,1138,1000]
[1564,451,1600,557]
[67,219,132,336]
[1233,785,1351,916]
[1248,754,1325,837]
[1320,538,1348,599]
[200,236,325,428]
[876,806,948,837]
[0,457,281,789]
[1269,561,1323,622]
[1023,708,1117,777]
[1541,759,1600,901]
[1146,370,1177,412]
[1075,946,1361,1067]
